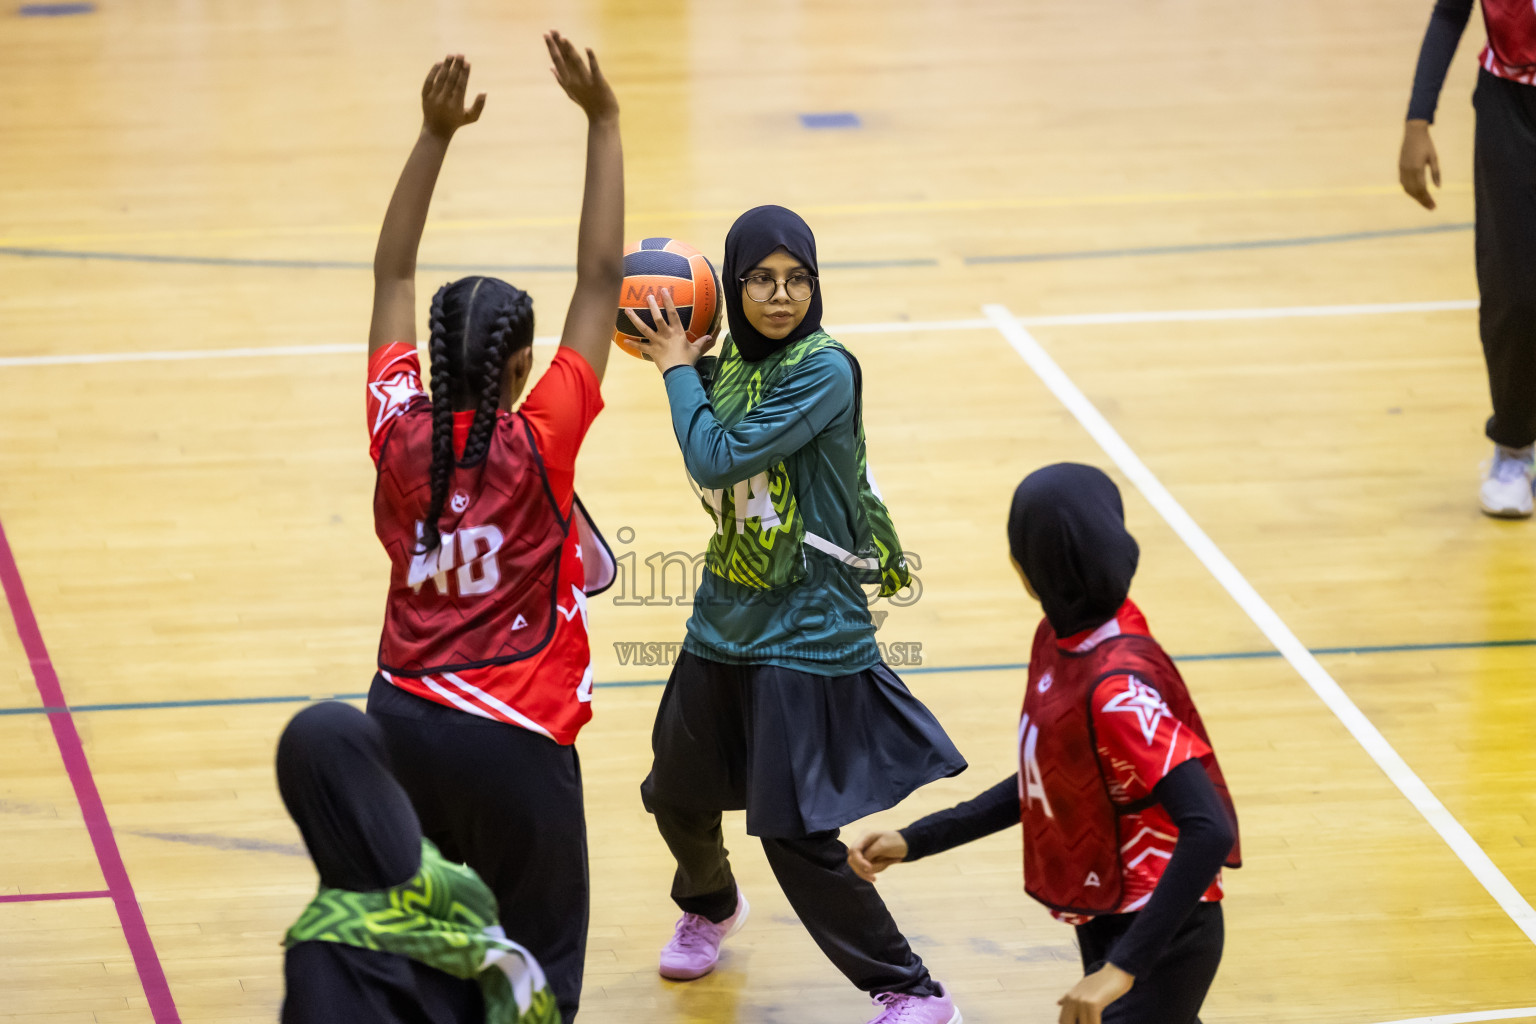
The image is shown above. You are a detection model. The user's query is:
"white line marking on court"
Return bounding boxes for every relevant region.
[1016,297,1477,327]
[982,302,1536,946]
[0,299,1476,368]
[1362,1009,1536,1024]
[0,343,369,367]
[828,317,993,334]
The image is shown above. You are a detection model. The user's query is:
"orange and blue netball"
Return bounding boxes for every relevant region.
[614,238,721,359]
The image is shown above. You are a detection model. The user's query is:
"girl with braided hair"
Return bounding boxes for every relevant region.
[360,36,622,1024]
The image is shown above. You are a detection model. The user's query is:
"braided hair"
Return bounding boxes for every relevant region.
[419,276,535,554]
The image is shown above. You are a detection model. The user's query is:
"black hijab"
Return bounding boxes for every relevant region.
[721,205,824,362]
[1007,463,1140,638]
[276,702,422,892]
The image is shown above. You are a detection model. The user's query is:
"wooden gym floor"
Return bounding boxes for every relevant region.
[1,1,1533,1022]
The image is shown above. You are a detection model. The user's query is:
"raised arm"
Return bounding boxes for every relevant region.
[546,32,623,384]
[368,56,486,355]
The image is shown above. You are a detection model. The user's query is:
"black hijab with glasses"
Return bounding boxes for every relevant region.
[721,205,824,362]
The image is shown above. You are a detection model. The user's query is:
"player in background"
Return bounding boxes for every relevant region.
[1399,0,1536,517]
[621,206,967,1024]
[848,464,1239,1024]
[278,702,559,1024]
[361,36,620,1024]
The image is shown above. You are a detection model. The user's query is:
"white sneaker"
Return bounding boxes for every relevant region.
[1479,445,1535,518]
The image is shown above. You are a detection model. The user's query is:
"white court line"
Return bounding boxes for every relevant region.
[982,302,1536,946]
[1017,297,1478,328]
[0,342,369,368]
[1363,1010,1536,1024]
[0,298,1476,368]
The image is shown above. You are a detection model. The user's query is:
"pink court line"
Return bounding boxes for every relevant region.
[0,889,112,903]
[0,517,180,1022]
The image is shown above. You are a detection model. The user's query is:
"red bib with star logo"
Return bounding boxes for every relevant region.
[1019,601,1240,917]
[375,409,579,675]
[365,343,613,744]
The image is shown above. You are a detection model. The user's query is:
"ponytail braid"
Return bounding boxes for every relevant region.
[460,290,533,464]
[414,278,535,552]
[459,314,507,466]
[421,285,456,554]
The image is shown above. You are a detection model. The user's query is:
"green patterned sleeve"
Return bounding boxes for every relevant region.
[662,351,853,489]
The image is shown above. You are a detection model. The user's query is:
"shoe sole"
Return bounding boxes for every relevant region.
[658,961,715,982]
[657,892,751,982]
[1480,503,1533,519]
[723,891,751,940]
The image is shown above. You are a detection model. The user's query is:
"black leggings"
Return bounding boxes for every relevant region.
[367,677,588,1024]
[650,802,938,997]
[1076,902,1224,1024]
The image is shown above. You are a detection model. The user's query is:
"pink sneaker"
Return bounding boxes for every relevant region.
[657,888,750,981]
[866,983,962,1024]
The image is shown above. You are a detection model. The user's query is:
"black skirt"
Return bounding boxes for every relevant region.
[641,650,968,838]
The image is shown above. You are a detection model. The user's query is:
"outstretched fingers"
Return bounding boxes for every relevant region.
[659,288,681,324]
[624,307,662,342]
[422,61,443,99]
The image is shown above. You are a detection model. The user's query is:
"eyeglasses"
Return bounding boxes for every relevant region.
[741,271,817,303]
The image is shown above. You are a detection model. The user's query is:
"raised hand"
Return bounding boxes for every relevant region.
[624,290,715,373]
[546,31,618,122]
[422,55,486,140]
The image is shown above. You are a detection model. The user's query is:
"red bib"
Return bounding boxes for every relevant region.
[1483,0,1536,71]
[1020,609,1240,916]
[374,410,569,676]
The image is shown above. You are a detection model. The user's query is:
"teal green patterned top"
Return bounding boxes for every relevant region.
[663,330,911,675]
[283,839,558,1024]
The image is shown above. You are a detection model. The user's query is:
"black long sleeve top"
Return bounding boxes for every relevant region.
[898,759,1234,980]
[1408,0,1476,122]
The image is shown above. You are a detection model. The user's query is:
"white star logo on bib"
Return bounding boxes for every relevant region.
[1100,676,1171,745]
[368,370,422,434]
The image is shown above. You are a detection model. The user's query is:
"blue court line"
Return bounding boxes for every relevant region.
[19,2,96,14]
[0,222,1473,274]
[799,112,863,129]
[0,635,1530,717]
[964,222,1474,265]
[127,830,305,857]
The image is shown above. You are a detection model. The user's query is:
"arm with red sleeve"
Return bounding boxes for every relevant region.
[366,343,427,466]
[516,348,604,513]
[1091,676,1236,980]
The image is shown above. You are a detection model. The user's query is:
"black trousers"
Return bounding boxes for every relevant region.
[368,677,589,1024]
[650,802,939,997]
[1474,69,1536,450]
[1076,902,1224,1024]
